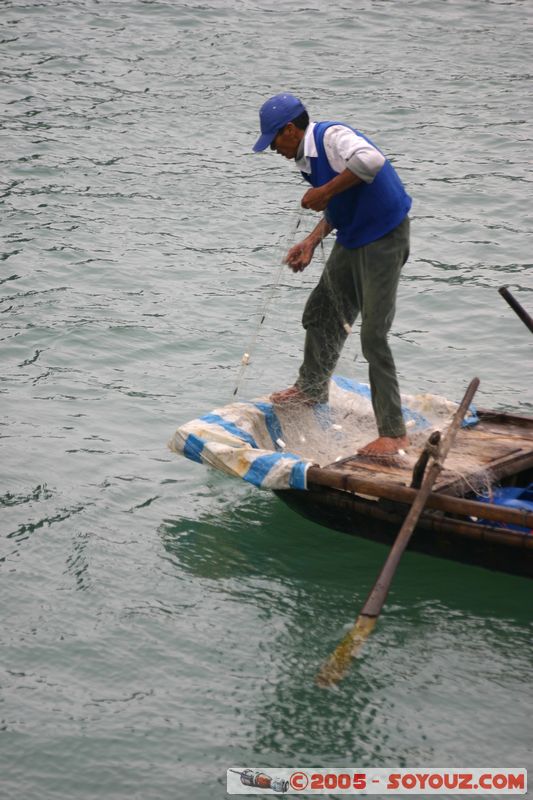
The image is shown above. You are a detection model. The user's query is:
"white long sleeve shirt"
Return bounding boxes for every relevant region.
[295,122,386,184]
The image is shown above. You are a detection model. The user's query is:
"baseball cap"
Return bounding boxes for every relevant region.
[252,93,307,153]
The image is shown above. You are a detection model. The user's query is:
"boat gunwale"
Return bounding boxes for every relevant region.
[297,480,533,551]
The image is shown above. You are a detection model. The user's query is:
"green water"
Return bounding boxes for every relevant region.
[1,1,532,798]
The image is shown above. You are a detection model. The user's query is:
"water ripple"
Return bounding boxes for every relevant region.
[1,0,532,798]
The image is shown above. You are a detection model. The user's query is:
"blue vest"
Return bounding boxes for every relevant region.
[302,122,412,249]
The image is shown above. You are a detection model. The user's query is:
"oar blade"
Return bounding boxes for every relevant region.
[316,614,376,688]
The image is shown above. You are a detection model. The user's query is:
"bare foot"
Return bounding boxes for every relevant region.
[358,435,409,456]
[270,385,317,406]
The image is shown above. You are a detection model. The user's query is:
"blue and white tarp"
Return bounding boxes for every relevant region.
[169,376,478,491]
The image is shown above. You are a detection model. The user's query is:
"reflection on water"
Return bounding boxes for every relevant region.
[161,489,533,769]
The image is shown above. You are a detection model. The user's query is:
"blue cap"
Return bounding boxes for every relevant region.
[252,93,306,153]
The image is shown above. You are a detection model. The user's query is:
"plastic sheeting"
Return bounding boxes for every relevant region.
[169,376,478,491]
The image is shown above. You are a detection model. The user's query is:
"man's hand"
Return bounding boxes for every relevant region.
[284,238,317,272]
[284,218,333,271]
[301,186,331,212]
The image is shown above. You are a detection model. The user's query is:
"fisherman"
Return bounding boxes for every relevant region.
[253,92,412,456]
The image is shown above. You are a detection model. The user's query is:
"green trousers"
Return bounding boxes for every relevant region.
[295,216,410,438]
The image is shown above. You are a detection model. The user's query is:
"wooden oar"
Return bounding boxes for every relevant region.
[499,286,533,335]
[316,377,480,688]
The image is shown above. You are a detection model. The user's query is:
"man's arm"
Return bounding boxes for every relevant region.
[285,217,333,272]
[301,168,362,212]
[301,125,385,211]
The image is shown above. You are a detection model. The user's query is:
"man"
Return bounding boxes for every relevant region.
[252,92,412,456]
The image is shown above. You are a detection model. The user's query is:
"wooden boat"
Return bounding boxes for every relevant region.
[275,409,533,579]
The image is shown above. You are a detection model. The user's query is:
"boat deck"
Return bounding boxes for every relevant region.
[324,411,533,497]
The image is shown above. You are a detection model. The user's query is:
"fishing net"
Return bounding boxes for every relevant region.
[170,374,486,491]
[171,208,492,495]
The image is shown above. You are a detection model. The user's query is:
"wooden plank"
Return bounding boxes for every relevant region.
[477,408,533,428]
[433,445,525,492]
[326,423,532,497]
[306,465,533,529]
[449,431,522,453]
[461,433,532,451]
[436,449,533,496]
[460,416,530,439]
[338,460,411,479]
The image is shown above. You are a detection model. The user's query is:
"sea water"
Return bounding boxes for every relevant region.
[1,1,532,798]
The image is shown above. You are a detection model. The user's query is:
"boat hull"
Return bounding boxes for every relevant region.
[275,480,533,579]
